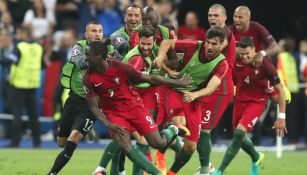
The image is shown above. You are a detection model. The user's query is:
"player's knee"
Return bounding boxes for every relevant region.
[183,140,197,153]
[67,130,84,143]
[56,137,67,147]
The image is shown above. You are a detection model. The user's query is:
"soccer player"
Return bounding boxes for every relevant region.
[123,25,185,175]
[129,6,175,55]
[92,4,142,175]
[129,6,178,174]
[154,26,229,175]
[84,40,190,175]
[47,22,103,175]
[211,36,287,175]
[110,4,142,60]
[230,5,279,67]
[195,4,236,175]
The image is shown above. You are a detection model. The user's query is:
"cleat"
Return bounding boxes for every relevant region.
[194,162,215,175]
[176,124,190,137]
[91,171,106,175]
[147,150,153,162]
[155,150,166,175]
[86,128,96,141]
[250,152,265,175]
[119,170,126,175]
[167,170,177,175]
[210,170,222,175]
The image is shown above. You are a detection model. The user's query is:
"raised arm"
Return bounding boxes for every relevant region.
[153,39,176,68]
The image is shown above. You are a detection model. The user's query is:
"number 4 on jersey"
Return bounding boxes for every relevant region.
[244,76,250,84]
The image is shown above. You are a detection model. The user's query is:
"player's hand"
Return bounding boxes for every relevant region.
[272,118,287,137]
[253,52,264,68]
[153,56,164,68]
[167,69,180,78]
[178,74,191,87]
[183,91,198,103]
[106,122,125,136]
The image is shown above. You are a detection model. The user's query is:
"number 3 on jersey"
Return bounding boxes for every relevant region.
[202,110,211,123]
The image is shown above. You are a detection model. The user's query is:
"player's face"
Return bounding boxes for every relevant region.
[208,8,226,28]
[85,24,103,43]
[85,47,100,66]
[233,10,249,32]
[142,11,159,27]
[139,36,154,56]
[205,37,223,59]
[125,7,142,32]
[238,46,256,64]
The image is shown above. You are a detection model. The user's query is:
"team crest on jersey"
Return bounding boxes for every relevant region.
[113,76,120,84]
[114,36,124,47]
[72,48,81,57]
[255,69,259,75]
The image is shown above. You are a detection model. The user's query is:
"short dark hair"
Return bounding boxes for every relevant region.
[139,25,155,38]
[237,36,254,48]
[206,26,225,43]
[126,3,143,16]
[87,39,110,60]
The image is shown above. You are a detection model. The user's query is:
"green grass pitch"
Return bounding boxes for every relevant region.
[0,148,306,175]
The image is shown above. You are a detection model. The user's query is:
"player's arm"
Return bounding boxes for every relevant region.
[70,44,88,69]
[272,82,287,137]
[263,58,287,137]
[153,39,176,68]
[140,73,190,87]
[253,23,280,67]
[183,60,228,102]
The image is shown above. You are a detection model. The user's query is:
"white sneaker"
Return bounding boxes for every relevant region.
[119,170,126,175]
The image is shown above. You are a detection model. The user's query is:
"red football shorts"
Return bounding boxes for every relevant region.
[166,88,202,142]
[232,100,266,132]
[106,103,158,136]
[136,86,159,110]
[200,93,233,129]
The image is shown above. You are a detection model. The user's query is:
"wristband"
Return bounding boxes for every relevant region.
[278,113,286,119]
[260,50,267,57]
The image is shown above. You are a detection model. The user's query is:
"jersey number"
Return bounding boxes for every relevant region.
[244,76,250,84]
[146,116,156,129]
[202,110,211,122]
[83,118,94,132]
[247,117,259,128]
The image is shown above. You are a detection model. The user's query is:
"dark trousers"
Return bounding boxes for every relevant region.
[10,87,41,147]
[286,91,305,143]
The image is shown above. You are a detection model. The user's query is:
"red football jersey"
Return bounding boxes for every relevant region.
[83,59,143,113]
[234,57,280,103]
[230,21,276,52]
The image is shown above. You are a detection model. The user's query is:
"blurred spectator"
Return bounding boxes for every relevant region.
[0,11,14,34]
[299,39,307,146]
[97,0,124,36]
[77,0,100,37]
[23,0,55,40]
[7,26,43,148]
[0,27,15,114]
[157,0,177,27]
[276,37,301,144]
[42,28,77,117]
[7,0,32,28]
[55,0,80,30]
[177,11,206,40]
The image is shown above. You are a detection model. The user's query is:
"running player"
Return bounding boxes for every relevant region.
[211,36,287,175]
